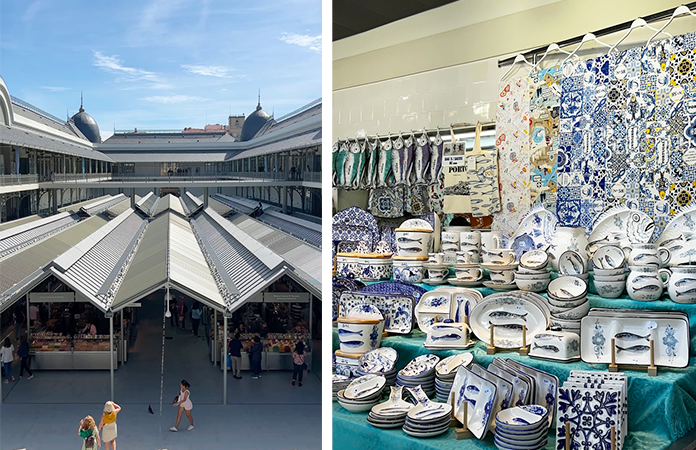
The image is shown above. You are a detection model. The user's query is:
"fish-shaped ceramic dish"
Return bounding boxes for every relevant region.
[469,294,549,349]
[588,205,654,249]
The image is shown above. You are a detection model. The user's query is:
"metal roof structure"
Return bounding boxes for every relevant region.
[79,194,128,216]
[0,123,113,162]
[135,192,157,216]
[210,194,321,248]
[107,196,139,218]
[181,192,203,216]
[58,195,112,213]
[0,211,82,259]
[230,128,321,161]
[103,131,236,144]
[105,151,237,163]
[150,194,186,217]
[0,215,109,312]
[0,214,43,232]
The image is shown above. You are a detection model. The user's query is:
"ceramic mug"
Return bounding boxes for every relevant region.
[441,231,460,252]
[665,266,696,303]
[626,265,670,301]
[484,248,516,265]
[479,230,502,252]
[454,267,484,280]
[427,267,449,281]
[489,269,515,284]
[428,252,444,265]
[628,243,670,267]
[456,250,480,264]
[459,232,481,249]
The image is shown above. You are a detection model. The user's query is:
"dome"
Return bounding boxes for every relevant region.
[240,102,271,141]
[71,105,101,143]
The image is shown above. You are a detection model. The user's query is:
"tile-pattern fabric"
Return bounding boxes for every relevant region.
[494,76,531,236]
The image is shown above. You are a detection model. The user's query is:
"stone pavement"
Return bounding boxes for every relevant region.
[0,297,321,449]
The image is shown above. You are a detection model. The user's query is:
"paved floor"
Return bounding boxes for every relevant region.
[0,296,321,449]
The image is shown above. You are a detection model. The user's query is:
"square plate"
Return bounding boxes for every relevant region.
[447,366,497,440]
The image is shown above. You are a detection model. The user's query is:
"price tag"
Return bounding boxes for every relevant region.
[467,156,477,171]
[647,321,657,330]
[515,306,524,311]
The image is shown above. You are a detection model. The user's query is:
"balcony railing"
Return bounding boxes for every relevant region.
[49,173,113,183]
[110,171,318,182]
[0,174,39,186]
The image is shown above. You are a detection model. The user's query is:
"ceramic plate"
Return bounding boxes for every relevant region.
[470,364,514,432]
[483,281,518,290]
[588,206,654,248]
[448,278,484,287]
[358,347,398,373]
[446,288,484,322]
[486,362,531,407]
[363,293,414,334]
[422,278,451,285]
[469,294,548,349]
[400,354,440,377]
[580,314,689,368]
[504,359,558,427]
[418,291,451,313]
[359,281,427,302]
[491,359,537,407]
[435,353,474,376]
[343,375,386,400]
[509,206,559,259]
[447,366,497,440]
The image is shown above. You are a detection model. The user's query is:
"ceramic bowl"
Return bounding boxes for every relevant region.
[489,269,516,284]
[336,254,361,278]
[546,294,587,308]
[558,250,586,275]
[592,244,626,270]
[515,277,551,293]
[344,374,387,400]
[549,317,582,331]
[495,405,548,431]
[547,276,588,300]
[519,249,549,270]
[550,300,589,320]
[337,318,385,354]
[392,259,425,283]
[358,257,393,281]
[593,278,625,298]
[593,273,627,282]
[517,266,551,275]
[593,267,627,277]
[513,272,552,280]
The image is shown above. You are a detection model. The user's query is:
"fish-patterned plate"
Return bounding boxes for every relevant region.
[588,206,654,249]
[509,206,559,259]
[359,347,399,373]
[504,359,558,427]
[469,294,548,349]
[435,353,474,377]
[580,313,689,368]
[470,363,514,433]
[399,354,440,378]
[418,291,451,313]
[447,365,497,440]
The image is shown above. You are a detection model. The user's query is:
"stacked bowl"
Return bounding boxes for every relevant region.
[515,250,552,292]
[355,347,398,387]
[434,353,474,402]
[396,354,440,398]
[546,276,588,334]
[367,386,414,429]
[591,244,627,298]
[332,374,352,401]
[336,374,387,413]
[494,405,550,450]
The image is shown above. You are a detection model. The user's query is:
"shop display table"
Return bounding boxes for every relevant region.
[332,286,696,450]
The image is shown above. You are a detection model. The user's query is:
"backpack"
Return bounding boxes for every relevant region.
[84,431,96,449]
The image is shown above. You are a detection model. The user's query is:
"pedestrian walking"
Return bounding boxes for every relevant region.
[177,298,187,331]
[170,379,194,432]
[99,401,121,450]
[17,335,33,380]
[169,299,178,328]
[229,332,242,379]
[250,335,263,379]
[78,415,100,450]
[13,301,25,340]
[291,341,306,387]
[1,338,16,383]
[191,303,201,337]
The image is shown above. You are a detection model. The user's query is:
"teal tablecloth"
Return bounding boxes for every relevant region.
[332,285,696,450]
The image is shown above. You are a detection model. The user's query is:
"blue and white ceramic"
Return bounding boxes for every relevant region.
[447,365,497,440]
[363,293,414,334]
[344,374,387,400]
[358,347,398,373]
[358,257,393,281]
[360,281,427,303]
[334,352,360,377]
[470,363,514,433]
[487,360,531,407]
[424,322,473,349]
[469,294,549,349]
[332,206,380,252]
[504,359,558,427]
[399,354,440,378]
[392,259,425,283]
[418,291,451,313]
[529,330,581,362]
[509,206,558,259]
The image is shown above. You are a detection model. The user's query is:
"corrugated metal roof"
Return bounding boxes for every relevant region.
[181,192,203,216]
[136,192,157,216]
[226,213,321,296]
[110,214,167,311]
[0,123,113,162]
[104,151,236,163]
[107,196,141,217]
[0,215,109,312]
[51,210,147,310]
[0,212,82,259]
[151,194,186,217]
[103,132,233,144]
[80,194,127,216]
[0,215,43,232]
[207,197,235,217]
[58,195,112,213]
[229,128,321,161]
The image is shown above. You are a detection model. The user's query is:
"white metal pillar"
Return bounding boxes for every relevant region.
[109,314,114,400]
[213,310,217,365]
[121,312,125,364]
[223,315,228,405]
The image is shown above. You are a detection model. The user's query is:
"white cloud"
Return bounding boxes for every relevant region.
[100,129,114,141]
[182,64,234,78]
[280,33,321,53]
[92,51,159,82]
[23,1,41,22]
[142,95,208,104]
[41,86,70,92]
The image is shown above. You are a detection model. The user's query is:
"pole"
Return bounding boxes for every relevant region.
[213,310,218,365]
[26,294,30,338]
[109,315,114,401]
[223,315,228,405]
[121,312,125,364]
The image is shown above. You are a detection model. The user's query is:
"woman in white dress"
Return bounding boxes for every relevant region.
[170,379,194,431]
[99,400,121,450]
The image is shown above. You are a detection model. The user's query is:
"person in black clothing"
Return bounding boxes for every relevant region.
[17,335,33,380]
[250,336,263,379]
[228,333,243,379]
[169,299,178,328]
[13,302,25,340]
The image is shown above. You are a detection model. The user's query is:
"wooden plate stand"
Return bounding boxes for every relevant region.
[608,338,658,376]
[450,396,474,439]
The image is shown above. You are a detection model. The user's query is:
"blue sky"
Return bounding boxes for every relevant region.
[0,0,321,139]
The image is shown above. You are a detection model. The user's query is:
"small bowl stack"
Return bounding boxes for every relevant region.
[515,250,552,292]
[396,354,440,398]
[332,374,352,401]
[591,245,627,298]
[494,405,550,450]
[355,347,398,387]
[403,400,453,438]
[336,374,387,413]
[557,250,589,283]
[434,353,474,402]
[547,276,588,335]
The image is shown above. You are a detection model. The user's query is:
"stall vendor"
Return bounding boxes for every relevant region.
[81,321,97,336]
